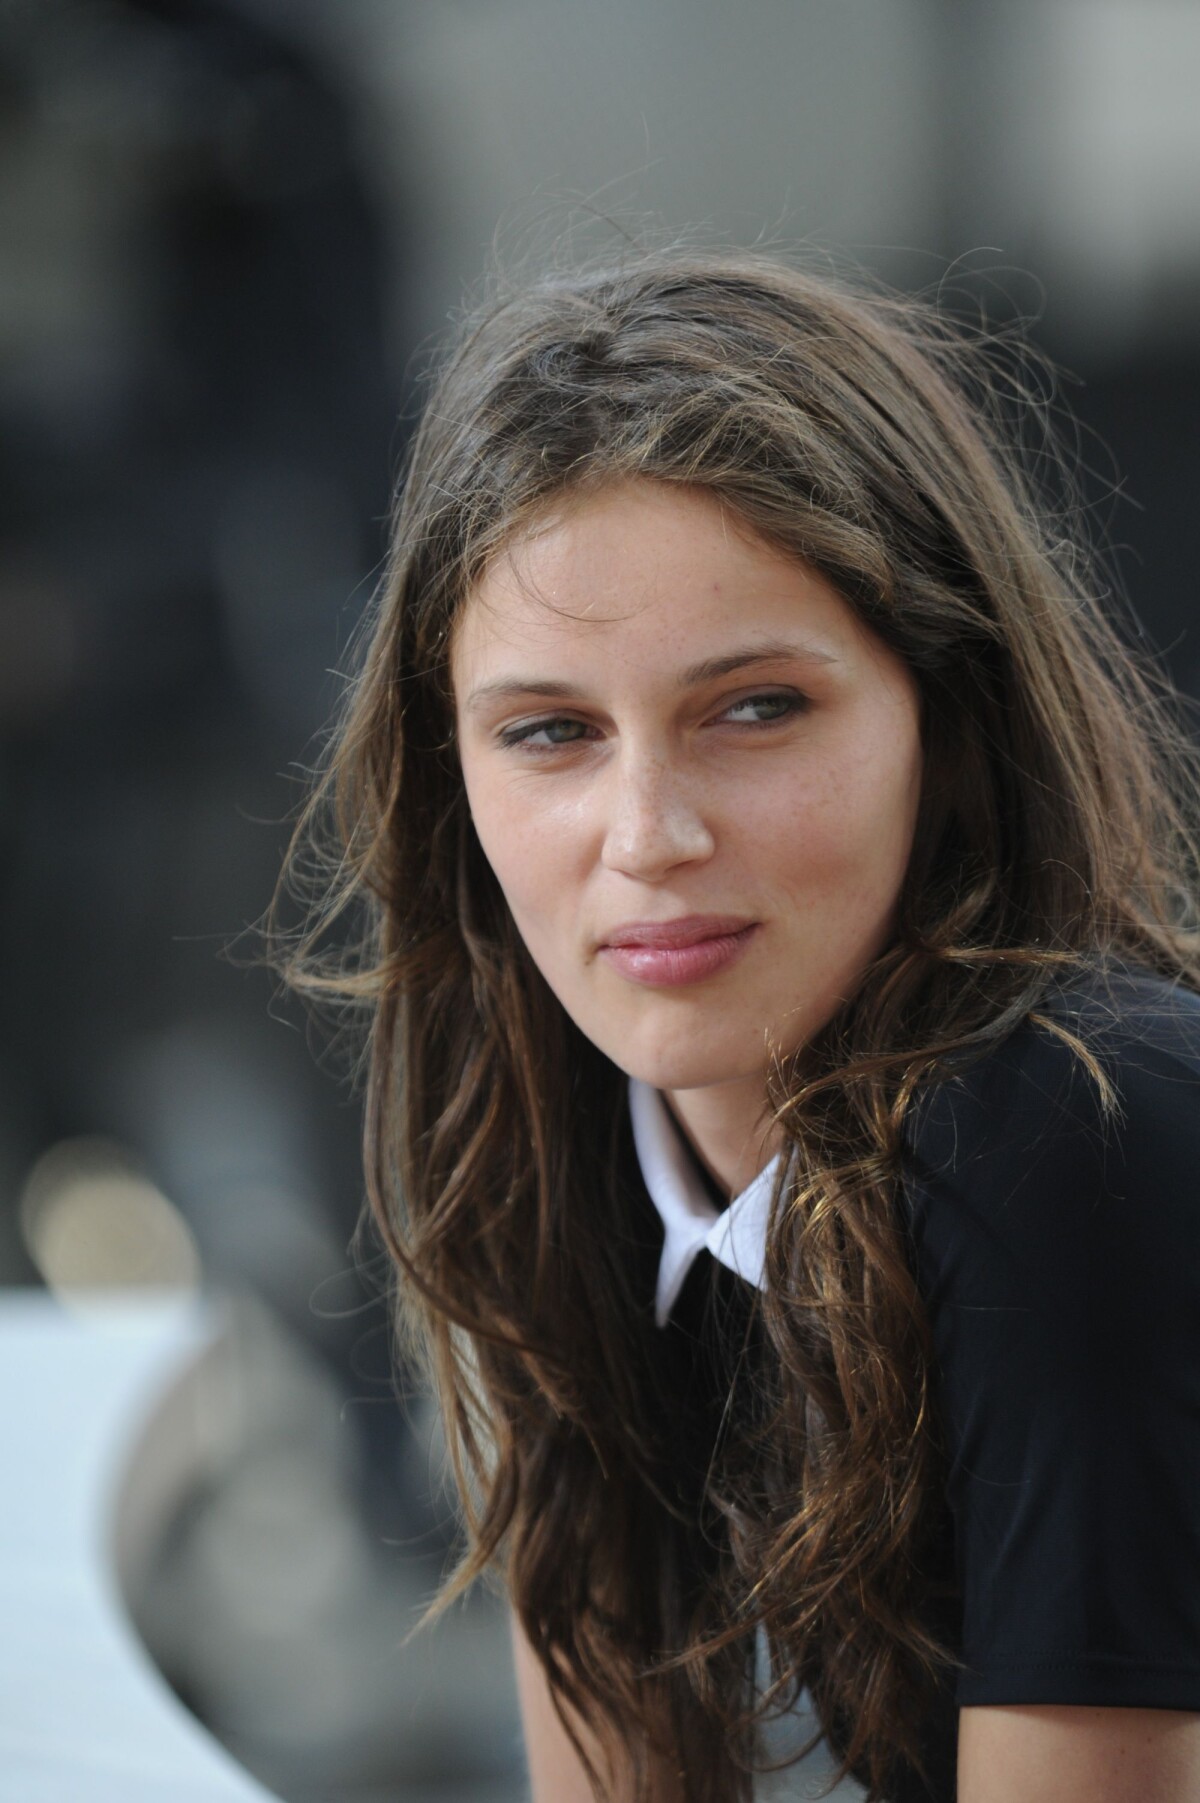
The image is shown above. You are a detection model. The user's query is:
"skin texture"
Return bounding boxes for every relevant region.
[509,1618,599,1803]
[452,480,924,1193]
[956,1704,1200,1801]
[511,1617,685,1803]
[512,1635,1200,1803]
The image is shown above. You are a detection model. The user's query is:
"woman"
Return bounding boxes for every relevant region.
[279,251,1200,1801]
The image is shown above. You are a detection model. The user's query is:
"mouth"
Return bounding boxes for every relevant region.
[596,915,759,988]
[600,914,756,949]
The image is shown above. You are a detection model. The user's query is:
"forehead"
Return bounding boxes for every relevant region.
[450,481,866,678]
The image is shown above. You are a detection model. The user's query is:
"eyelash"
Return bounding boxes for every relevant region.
[496,690,808,750]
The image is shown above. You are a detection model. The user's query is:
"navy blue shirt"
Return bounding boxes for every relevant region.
[663,964,1200,1799]
[903,966,1200,1720]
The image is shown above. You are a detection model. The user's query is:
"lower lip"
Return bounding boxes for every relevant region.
[598,925,759,988]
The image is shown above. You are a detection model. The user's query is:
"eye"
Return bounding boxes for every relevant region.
[498,715,596,750]
[718,690,807,726]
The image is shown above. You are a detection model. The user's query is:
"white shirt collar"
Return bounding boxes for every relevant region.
[628,1079,778,1327]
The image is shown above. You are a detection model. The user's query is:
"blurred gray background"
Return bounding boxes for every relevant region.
[2,1,1198,1798]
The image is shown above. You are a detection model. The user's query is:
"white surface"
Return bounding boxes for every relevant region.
[0,1288,278,1801]
[0,1285,864,1800]
[629,1076,776,1323]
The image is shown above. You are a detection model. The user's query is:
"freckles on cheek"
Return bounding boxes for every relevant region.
[493,778,594,867]
[772,761,914,903]
[769,766,851,858]
[467,783,575,924]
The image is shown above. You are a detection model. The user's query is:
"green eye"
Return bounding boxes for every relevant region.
[500,716,592,748]
[723,693,803,725]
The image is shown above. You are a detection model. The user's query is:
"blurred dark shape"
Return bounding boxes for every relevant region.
[114,1294,524,1802]
[0,0,391,1256]
[0,0,451,1787]
[1068,353,1200,701]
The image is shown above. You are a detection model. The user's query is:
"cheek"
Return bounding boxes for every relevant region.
[841,736,923,904]
[764,731,922,904]
[462,769,577,942]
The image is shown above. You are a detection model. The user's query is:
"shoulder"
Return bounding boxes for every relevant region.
[902,961,1200,1415]
[904,962,1200,1210]
[901,965,1200,1711]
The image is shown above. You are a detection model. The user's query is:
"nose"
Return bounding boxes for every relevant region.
[599,751,716,881]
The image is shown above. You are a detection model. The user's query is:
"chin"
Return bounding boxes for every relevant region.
[606,1032,767,1097]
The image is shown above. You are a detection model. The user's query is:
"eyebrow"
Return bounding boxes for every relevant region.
[463,639,840,713]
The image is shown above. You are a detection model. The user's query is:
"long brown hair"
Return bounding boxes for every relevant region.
[276,249,1200,1800]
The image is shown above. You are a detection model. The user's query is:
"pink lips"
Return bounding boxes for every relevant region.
[597,915,759,987]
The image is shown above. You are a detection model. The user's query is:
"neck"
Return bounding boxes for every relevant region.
[664,1074,781,1198]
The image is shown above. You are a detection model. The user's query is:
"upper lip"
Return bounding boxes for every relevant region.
[598,914,756,949]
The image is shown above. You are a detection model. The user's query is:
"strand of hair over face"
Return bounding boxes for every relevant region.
[270,243,1200,1803]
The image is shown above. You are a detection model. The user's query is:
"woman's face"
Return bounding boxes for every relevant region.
[451,481,923,1101]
